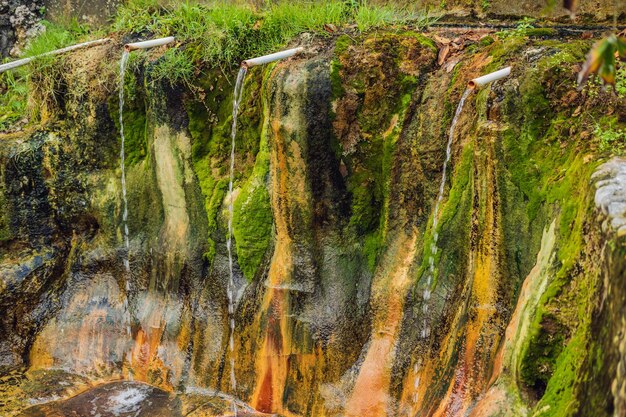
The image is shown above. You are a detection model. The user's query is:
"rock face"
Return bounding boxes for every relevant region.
[0,0,44,57]
[1,27,626,417]
[42,0,122,26]
[593,158,626,237]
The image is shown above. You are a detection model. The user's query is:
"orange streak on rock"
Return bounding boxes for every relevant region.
[345,233,417,417]
[131,319,166,385]
[251,114,297,415]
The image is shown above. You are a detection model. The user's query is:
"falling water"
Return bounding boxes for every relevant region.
[412,88,471,403]
[119,50,131,275]
[118,50,134,377]
[226,66,247,417]
[421,88,471,336]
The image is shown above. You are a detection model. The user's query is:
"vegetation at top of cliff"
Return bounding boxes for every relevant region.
[114,0,437,74]
[0,19,98,131]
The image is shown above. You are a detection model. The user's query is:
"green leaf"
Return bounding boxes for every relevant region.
[578,35,626,87]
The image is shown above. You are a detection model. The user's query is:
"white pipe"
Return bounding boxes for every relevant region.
[468,67,511,89]
[241,47,304,68]
[124,36,175,52]
[0,38,111,73]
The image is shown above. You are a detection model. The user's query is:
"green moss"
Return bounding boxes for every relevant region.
[530,329,582,415]
[0,188,10,242]
[232,67,274,282]
[526,28,558,38]
[437,145,474,238]
[345,82,414,268]
[108,70,148,167]
[185,72,230,264]
[485,35,529,69]
[187,91,225,263]
[530,263,598,417]
[519,312,568,395]
[334,34,354,56]
[184,65,264,266]
[232,177,272,281]
[330,36,352,99]
[409,32,438,51]
[232,140,272,282]
[479,35,495,47]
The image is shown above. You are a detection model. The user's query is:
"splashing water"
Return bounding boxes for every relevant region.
[118,50,134,375]
[226,66,247,417]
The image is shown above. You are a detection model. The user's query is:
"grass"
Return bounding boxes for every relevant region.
[353,3,429,32]
[114,0,437,76]
[496,17,537,39]
[0,69,28,131]
[24,19,91,60]
[151,48,195,86]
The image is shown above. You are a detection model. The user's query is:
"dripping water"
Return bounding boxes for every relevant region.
[413,88,471,403]
[226,66,247,417]
[119,50,134,376]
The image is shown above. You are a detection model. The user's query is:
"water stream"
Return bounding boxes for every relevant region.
[118,50,134,376]
[413,88,471,402]
[226,66,248,417]
[119,50,131,276]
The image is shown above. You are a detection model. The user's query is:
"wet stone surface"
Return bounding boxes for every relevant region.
[592,157,626,237]
[19,381,181,417]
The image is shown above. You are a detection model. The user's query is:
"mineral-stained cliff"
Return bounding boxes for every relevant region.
[1,26,626,417]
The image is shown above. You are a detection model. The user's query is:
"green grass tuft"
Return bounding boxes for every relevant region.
[151,48,195,86]
[0,69,28,131]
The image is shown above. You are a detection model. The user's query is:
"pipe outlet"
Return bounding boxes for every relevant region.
[241,47,304,68]
[124,36,176,52]
[468,67,512,89]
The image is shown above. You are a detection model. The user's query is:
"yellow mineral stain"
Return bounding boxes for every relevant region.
[251,63,324,416]
[153,126,191,288]
[131,321,165,383]
[433,143,501,416]
[468,221,556,417]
